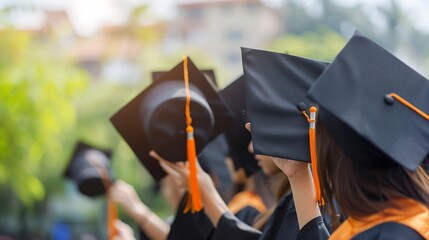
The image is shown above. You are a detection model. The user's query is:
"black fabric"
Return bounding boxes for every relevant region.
[197,134,232,200]
[167,192,262,240]
[234,206,261,226]
[220,75,260,176]
[138,229,150,240]
[307,30,429,171]
[167,193,215,240]
[242,47,328,162]
[63,142,113,197]
[353,222,424,240]
[259,193,299,240]
[212,211,261,240]
[110,58,233,181]
[297,216,330,240]
[212,193,324,240]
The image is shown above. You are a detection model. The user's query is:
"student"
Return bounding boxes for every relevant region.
[155,48,332,240]
[110,57,234,240]
[248,142,292,232]
[110,58,270,239]
[240,47,335,239]
[221,76,273,224]
[109,180,172,240]
[63,142,125,239]
[299,30,429,239]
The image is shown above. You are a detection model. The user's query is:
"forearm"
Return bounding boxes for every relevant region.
[132,204,170,240]
[288,165,321,229]
[200,182,230,227]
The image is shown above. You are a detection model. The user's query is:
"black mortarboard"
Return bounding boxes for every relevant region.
[152,69,217,86]
[220,76,260,175]
[111,58,233,181]
[64,142,113,197]
[242,47,329,162]
[307,30,429,171]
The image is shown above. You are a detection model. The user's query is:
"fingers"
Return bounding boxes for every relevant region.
[113,220,135,240]
[245,122,251,132]
[150,150,189,175]
[149,150,166,162]
[158,160,182,178]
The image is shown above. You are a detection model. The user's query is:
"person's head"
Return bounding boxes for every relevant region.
[305,31,429,228]
[317,120,429,225]
[248,142,281,176]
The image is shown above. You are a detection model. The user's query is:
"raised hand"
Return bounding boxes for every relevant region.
[150,150,229,227]
[110,180,149,220]
[149,150,214,192]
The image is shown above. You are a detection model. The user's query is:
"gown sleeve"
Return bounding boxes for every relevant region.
[234,206,261,226]
[296,216,330,240]
[167,193,215,240]
[211,211,262,240]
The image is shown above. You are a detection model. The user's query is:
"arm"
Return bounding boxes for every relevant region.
[110,180,170,240]
[152,150,229,227]
[271,159,329,239]
[152,151,261,240]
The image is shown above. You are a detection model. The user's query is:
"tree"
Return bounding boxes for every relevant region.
[268,29,346,61]
[0,28,87,206]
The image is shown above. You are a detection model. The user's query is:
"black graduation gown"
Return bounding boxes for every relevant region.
[167,193,214,240]
[297,218,424,240]
[234,206,261,226]
[141,192,263,240]
[212,192,301,240]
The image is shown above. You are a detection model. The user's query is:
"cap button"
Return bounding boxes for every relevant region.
[384,94,395,105]
[297,102,307,111]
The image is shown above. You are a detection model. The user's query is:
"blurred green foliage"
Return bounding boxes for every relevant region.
[0,29,87,206]
[269,29,346,61]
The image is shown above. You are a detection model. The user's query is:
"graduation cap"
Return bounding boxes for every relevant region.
[242,47,329,162]
[152,69,217,87]
[242,47,329,205]
[111,57,233,212]
[111,58,233,181]
[307,30,429,171]
[220,75,260,176]
[63,142,114,197]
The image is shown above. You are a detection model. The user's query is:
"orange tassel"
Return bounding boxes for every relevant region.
[309,107,324,206]
[108,198,119,239]
[88,158,119,239]
[183,55,203,213]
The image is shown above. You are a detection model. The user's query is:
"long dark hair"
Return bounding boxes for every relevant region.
[316,121,429,227]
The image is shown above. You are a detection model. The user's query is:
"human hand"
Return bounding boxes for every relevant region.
[150,151,214,195]
[112,220,135,240]
[110,180,149,221]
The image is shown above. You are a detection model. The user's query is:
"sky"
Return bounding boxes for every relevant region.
[1,0,429,36]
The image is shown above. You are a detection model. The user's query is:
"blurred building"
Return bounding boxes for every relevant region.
[169,0,283,79]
